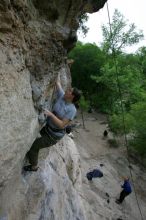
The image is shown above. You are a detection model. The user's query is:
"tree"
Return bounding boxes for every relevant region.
[78,13,89,37]
[128,102,146,157]
[68,42,105,104]
[79,95,89,129]
[91,10,144,112]
[136,46,146,77]
[101,9,144,53]
[68,10,146,160]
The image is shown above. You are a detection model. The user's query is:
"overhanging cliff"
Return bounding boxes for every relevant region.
[0,1,107,219]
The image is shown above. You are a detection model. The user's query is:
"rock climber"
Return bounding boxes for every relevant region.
[23,75,81,171]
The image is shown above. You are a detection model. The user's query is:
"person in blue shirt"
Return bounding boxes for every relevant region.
[116,177,132,204]
[23,76,81,172]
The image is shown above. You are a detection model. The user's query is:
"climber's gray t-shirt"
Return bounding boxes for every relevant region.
[46,87,76,138]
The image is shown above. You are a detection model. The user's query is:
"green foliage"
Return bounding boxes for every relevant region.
[79,95,89,111]
[130,102,146,134]
[128,102,146,156]
[68,42,105,100]
[109,113,133,135]
[91,51,145,113]
[78,14,89,37]
[136,46,146,76]
[90,93,111,112]
[109,101,146,156]
[129,138,146,156]
[68,10,146,159]
[91,9,145,112]
[101,9,144,53]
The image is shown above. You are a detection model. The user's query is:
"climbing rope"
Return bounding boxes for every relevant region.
[49,78,57,111]
[106,2,144,220]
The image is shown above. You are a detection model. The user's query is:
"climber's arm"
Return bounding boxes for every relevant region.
[44,110,70,129]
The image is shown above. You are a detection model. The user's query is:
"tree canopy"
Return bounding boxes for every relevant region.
[69,9,146,159]
[101,9,144,53]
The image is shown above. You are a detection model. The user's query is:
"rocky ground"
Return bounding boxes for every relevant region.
[72,111,146,220]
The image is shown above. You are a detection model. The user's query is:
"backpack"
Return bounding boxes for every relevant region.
[86,169,103,180]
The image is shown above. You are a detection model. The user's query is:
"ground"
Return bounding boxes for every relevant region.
[72,111,146,220]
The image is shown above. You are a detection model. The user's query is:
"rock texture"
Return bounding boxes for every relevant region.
[0,0,107,220]
[74,112,146,220]
[1,136,87,220]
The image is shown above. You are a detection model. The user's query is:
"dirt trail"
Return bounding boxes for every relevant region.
[74,111,122,170]
[73,111,146,220]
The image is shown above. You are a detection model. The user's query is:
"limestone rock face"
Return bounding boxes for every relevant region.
[0,0,107,219]
[1,136,87,220]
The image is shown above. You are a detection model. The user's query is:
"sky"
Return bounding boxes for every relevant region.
[78,0,146,53]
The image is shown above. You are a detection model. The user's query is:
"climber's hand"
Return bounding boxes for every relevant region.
[44,109,52,117]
